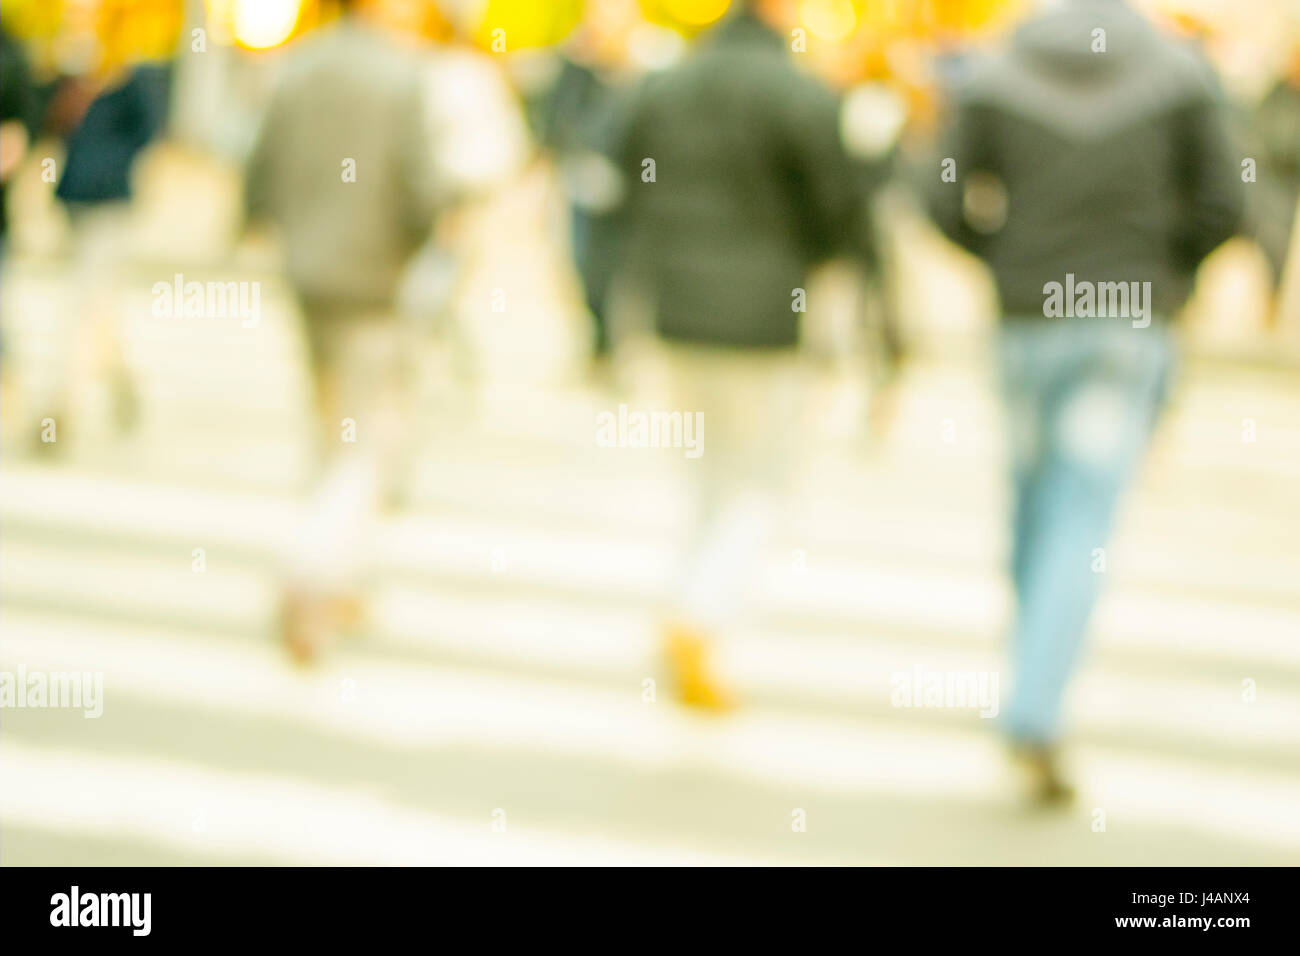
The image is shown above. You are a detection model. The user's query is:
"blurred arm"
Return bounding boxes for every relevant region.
[242,97,279,225]
[393,74,439,249]
[0,30,33,181]
[781,76,879,266]
[1173,93,1245,272]
[926,95,991,256]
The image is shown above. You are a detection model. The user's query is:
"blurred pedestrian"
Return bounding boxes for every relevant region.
[601,0,877,710]
[526,0,643,360]
[1249,40,1300,326]
[244,0,437,663]
[1,23,35,427]
[929,0,1243,802]
[0,24,34,250]
[44,4,167,447]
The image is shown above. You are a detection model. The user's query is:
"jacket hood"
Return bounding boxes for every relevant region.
[1011,0,1154,82]
[965,0,1211,141]
[706,9,785,53]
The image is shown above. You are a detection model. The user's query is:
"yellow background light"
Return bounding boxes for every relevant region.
[229,0,301,49]
[659,0,731,29]
[799,0,857,41]
[474,0,584,51]
[0,0,67,40]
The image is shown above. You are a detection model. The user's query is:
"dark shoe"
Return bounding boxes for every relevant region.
[1009,741,1075,807]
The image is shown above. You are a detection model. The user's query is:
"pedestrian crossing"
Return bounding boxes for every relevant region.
[3,742,787,867]
[4,606,1299,865]
[3,343,1300,865]
[4,263,1300,863]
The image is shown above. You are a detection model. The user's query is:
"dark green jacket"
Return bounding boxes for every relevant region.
[600,12,874,348]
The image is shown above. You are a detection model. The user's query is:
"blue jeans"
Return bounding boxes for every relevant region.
[998,318,1174,743]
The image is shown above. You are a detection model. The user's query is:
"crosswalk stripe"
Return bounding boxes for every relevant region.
[6,522,1299,678]
[5,617,1300,851]
[0,743,789,866]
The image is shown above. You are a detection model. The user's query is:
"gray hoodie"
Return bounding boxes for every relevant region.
[929,0,1243,318]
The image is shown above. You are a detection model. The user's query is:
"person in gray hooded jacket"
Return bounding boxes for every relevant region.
[929,0,1243,803]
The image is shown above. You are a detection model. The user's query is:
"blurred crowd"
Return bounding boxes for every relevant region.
[2,0,1299,812]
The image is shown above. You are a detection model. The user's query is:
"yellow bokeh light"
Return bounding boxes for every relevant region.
[474,0,583,51]
[660,0,732,29]
[231,0,300,49]
[799,0,857,41]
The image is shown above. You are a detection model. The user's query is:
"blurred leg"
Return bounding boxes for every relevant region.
[44,202,134,449]
[1003,325,1172,743]
[998,331,1048,614]
[675,348,800,621]
[663,346,802,708]
[281,304,408,661]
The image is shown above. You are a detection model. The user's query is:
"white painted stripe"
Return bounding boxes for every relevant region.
[7,488,1298,671]
[1,541,274,625]
[6,454,1296,574]
[1091,590,1300,667]
[0,743,785,866]
[0,467,302,549]
[4,615,1300,850]
[371,588,1300,753]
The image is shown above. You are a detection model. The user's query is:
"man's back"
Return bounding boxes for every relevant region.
[609,11,869,347]
[246,21,434,307]
[931,0,1242,317]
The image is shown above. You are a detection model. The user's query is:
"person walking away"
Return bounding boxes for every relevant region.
[601,0,877,710]
[526,0,642,360]
[1,24,35,429]
[929,0,1243,802]
[46,7,167,449]
[245,0,437,663]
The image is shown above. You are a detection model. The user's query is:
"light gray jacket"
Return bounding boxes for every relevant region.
[245,21,437,307]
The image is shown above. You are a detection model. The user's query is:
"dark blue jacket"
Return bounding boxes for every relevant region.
[56,67,167,205]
